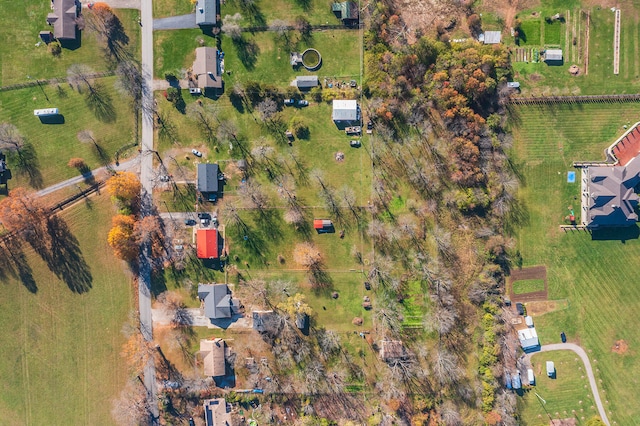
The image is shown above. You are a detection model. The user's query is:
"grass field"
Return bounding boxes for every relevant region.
[518,351,593,424]
[153,0,193,18]
[509,103,640,424]
[519,20,541,46]
[513,279,545,294]
[0,193,133,425]
[543,20,562,45]
[0,5,140,86]
[0,77,138,189]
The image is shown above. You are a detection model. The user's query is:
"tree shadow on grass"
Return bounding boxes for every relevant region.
[8,143,43,189]
[0,237,37,293]
[243,3,266,26]
[85,82,116,123]
[233,37,260,71]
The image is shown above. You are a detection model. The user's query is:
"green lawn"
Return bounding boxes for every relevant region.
[0,6,140,86]
[518,351,594,424]
[543,20,562,45]
[509,103,640,424]
[519,20,541,46]
[153,0,193,18]
[0,193,133,424]
[0,77,138,189]
[513,279,545,294]
[215,0,337,26]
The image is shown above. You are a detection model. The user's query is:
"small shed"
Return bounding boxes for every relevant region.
[295,75,319,89]
[546,361,555,377]
[507,81,520,88]
[313,219,334,233]
[527,368,535,385]
[512,371,522,389]
[525,315,534,327]
[544,49,563,62]
[332,1,359,23]
[483,31,502,44]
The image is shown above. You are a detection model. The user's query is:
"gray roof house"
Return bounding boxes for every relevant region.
[332,99,360,122]
[193,47,223,89]
[295,75,319,89]
[195,0,217,26]
[203,398,231,426]
[197,163,219,200]
[46,0,78,40]
[198,284,239,320]
[582,164,640,228]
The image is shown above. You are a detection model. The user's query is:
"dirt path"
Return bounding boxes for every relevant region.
[525,344,610,426]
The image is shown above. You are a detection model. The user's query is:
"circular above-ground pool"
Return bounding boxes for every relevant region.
[301,48,322,70]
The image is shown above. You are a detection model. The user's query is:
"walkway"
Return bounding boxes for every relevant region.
[525,343,610,426]
[153,14,197,30]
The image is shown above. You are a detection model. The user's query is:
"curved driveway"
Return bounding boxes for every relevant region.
[526,343,610,426]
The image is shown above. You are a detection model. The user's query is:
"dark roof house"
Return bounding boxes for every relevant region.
[193,47,223,89]
[197,163,220,200]
[332,1,359,23]
[252,310,281,334]
[198,284,240,320]
[46,0,78,41]
[195,0,217,26]
[203,398,231,426]
[200,338,227,377]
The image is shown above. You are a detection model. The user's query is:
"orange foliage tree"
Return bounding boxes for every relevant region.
[106,171,141,204]
[107,214,138,261]
[0,187,48,240]
[67,157,86,170]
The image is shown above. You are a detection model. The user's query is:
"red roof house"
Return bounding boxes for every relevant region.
[313,219,333,229]
[197,228,219,259]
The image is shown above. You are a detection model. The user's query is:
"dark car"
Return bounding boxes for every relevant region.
[515,302,524,316]
[561,332,567,343]
[188,418,195,426]
[350,140,361,148]
[184,219,196,226]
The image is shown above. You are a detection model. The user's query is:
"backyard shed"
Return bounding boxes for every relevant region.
[295,75,319,89]
[525,315,534,327]
[544,49,563,62]
[527,368,535,385]
[332,1,359,23]
[482,31,502,44]
[195,0,217,26]
[313,219,334,233]
[332,100,360,122]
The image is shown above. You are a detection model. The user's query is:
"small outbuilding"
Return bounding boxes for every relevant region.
[507,81,520,88]
[332,1,359,24]
[313,219,334,233]
[546,361,555,377]
[527,368,535,385]
[252,310,281,334]
[200,338,227,377]
[525,315,534,327]
[482,31,502,44]
[518,327,540,350]
[295,75,319,89]
[203,398,231,426]
[544,49,563,63]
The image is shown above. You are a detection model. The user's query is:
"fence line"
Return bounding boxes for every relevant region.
[508,93,640,105]
[0,71,116,93]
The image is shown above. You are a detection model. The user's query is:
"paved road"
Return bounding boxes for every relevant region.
[153,14,197,30]
[139,0,159,422]
[36,156,139,197]
[526,344,610,426]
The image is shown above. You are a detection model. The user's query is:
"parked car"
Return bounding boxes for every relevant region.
[191,149,202,157]
[560,332,567,343]
[189,87,202,95]
[184,219,196,226]
[297,99,309,107]
[515,302,524,316]
[284,98,295,106]
[350,140,361,148]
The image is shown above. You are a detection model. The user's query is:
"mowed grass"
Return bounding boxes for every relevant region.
[153,0,193,18]
[519,351,593,423]
[519,20,541,46]
[208,0,336,26]
[543,20,562,45]
[0,193,133,425]
[0,77,138,189]
[509,103,640,424]
[0,5,140,85]
[513,279,545,294]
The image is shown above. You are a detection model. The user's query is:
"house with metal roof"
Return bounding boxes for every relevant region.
[544,49,563,63]
[332,100,360,123]
[482,31,502,44]
[197,163,220,201]
[295,75,319,89]
[200,338,227,377]
[46,0,78,41]
[517,327,540,350]
[195,0,217,26]
[193,47,223,90]
[198,284,239,320]
[196,228,220,259]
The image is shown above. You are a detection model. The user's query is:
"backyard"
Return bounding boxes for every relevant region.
[0,193,133,424]
[509,102,640,424]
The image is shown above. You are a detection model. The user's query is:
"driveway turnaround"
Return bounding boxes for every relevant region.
[525,343,610,426]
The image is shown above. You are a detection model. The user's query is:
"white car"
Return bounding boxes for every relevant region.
[191,149,203,157]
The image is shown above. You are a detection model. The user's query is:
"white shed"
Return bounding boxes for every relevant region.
[483,31,502,44]
[544,49,563,62]
[525,315,534,327]
[332,100,359,122]
[527,368,535,385]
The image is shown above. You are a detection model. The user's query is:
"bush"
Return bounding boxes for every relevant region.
[48,41,62,57]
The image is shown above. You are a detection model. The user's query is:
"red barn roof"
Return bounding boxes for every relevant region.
[197,229,219,259]
[313,219,333,229]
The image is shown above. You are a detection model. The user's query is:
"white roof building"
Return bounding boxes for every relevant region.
[332,99,359,122]
[517,327,539,350]
[544,49,563,62]
[483,31,502,44]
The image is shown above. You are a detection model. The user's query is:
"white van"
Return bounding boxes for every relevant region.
[527,368,535,385]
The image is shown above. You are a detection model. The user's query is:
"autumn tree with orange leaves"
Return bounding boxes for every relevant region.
[107,214,138,261]
[106,171,141,205]
[0,187,49,241]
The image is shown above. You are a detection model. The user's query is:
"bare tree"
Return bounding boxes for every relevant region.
[283,207,304,226]
[238,180,270,211]
[256,98,279,122]
[0,123,24,152]
[67,64,96,93]
[111,378,149,425]
[222,13,243,40]
[432,346,462,386]
[269,19,290,40]
[115,59,143,112]
[316,328,341,360]
[187,102,219,144]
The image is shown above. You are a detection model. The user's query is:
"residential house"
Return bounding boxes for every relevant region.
[203,398,231,426]
[200,338,227,377]
[295,75,319,90]
[332,100,360,123]
[195,0,217,26]
[379,339,406,362]
[331,1,359,24]
[46,0,78,41]
[193,47,223,90]
[517,327,539,350]
[197,163,220,201]
[313,219,334,234]
[198,284,239,320]
[196,228,221,260]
